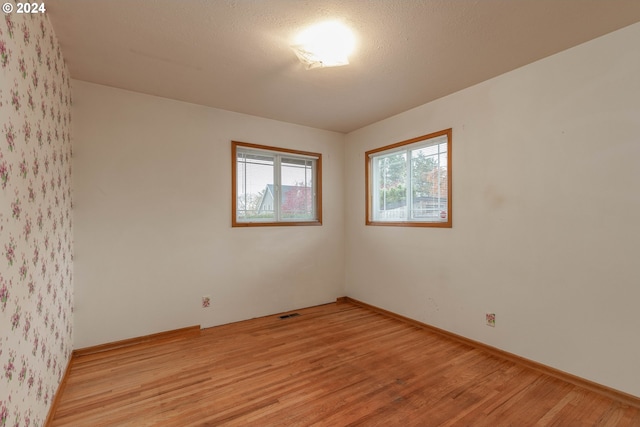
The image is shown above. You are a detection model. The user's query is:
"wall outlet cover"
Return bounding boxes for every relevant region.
[486,313,495,327]
[202,296,211,308]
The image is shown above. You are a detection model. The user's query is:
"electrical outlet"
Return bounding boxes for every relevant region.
[486,313,495,327]
[202,296,211,308]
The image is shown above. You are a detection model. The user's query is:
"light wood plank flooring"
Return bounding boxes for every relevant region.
[50,302,640,426]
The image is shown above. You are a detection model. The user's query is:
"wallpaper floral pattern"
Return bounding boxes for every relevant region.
[0,8,73,427]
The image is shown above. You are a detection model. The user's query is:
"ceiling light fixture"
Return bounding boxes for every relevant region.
[291,21,356,70]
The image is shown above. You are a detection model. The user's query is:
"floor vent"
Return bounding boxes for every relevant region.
[279,313,300,319]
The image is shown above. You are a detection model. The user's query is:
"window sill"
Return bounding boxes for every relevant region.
[232,220,322,228]
[365,220,451,228]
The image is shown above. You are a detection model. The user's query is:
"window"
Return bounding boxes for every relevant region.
[366,129,451,227]
[232,141,322,227]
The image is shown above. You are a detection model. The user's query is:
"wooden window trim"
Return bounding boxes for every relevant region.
[232,141,322,227]
[365,128,452,228]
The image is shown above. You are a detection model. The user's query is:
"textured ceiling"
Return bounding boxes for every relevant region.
[47,0,640,133]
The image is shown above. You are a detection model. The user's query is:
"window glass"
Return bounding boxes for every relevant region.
[366,129,451,227]
[233,142,322,227]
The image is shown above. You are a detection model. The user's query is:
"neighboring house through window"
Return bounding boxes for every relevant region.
[232,141,322,227]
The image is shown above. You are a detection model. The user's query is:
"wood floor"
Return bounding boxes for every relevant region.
[50,302,640,427]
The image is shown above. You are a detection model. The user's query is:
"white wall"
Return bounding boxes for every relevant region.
[72,81,345,348]
[344,23,640,397]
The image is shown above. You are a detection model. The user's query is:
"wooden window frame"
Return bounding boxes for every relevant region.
[365,128,452,228]
[232,141,322,227]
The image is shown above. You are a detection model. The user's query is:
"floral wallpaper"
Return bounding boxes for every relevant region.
[0,8,73,427]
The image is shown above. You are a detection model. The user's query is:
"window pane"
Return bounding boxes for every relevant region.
[280,157,315,220]
[411,143,448,221]
[374,152,407,221]
[236,152,275,221]
[366,129,451,227]
[232,141,322,227]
